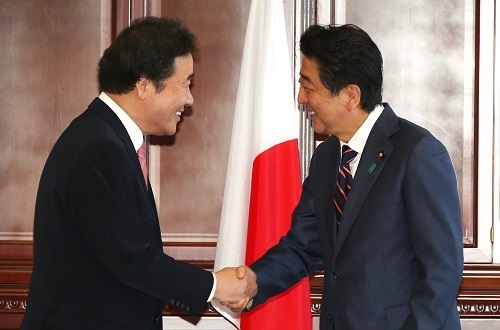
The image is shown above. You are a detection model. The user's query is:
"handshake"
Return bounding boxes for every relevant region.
[213,266,258,312]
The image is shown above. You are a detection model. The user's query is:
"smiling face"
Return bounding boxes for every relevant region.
[297,56,366,142]
[141,54,194,136]
[298,56,348,137]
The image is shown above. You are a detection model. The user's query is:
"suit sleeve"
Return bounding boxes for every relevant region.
[403,136,463,329]
[250,150,324,307]
[68,138,213,315]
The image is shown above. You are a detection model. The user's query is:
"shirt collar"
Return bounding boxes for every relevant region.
[98,92,144,151]
[342,104,384,155]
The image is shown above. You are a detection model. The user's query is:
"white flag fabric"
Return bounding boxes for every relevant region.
[212,0,311,329]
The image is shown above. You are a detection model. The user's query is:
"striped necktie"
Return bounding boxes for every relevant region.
[334,145,357,228]
[137,141,148,188]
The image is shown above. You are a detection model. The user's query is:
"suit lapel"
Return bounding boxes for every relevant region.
[319,137,340,255]
[89,98,149,192]
[88,98,160,231]
[333,104,400,259]
[313,137,340,260]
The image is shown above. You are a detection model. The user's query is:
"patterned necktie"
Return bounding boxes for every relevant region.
[334,145,357,227]
[137,141,148,189]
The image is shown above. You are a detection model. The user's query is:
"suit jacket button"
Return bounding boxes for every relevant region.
[331,273,339,280]
[155,316,161,323]
[328,314,332,322]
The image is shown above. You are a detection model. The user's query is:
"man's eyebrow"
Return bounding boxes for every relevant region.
[299,73,312,84]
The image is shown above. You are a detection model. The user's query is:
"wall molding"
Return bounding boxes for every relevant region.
[1,241,499,328]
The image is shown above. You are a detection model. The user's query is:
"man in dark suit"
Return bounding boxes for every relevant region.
[229,24,463,329]
[21,17,256,330]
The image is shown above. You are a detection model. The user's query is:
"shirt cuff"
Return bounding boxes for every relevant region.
[207,272,216,302]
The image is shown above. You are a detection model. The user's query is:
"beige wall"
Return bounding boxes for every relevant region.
[156,0,295,241]
[342,0,476,244]
[0,0,107,239]
[155,0,252,240]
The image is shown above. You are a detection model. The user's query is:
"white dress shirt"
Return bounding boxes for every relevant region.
[341,104,384,178]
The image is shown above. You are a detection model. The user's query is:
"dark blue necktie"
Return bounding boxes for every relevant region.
[334,145,357,228]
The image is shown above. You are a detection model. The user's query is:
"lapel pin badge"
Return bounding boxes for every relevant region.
[368,163,377,174]
[378,151,385,159]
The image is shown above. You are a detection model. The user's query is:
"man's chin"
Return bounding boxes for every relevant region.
[161,122,178,136]
[311,122,323,135]
[165,129,177,136]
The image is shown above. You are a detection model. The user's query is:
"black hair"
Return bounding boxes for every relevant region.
[300,24,383,112]
[98,16,198,94]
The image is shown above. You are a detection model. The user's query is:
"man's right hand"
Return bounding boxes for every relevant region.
[213,265,257,312]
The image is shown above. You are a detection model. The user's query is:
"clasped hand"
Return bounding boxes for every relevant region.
[214,265,257,312]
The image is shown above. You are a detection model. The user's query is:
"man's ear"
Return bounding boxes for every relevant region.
[136,78,149,100]
[344,84,361,111]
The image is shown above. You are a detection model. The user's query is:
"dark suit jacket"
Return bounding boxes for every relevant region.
[250,104,463,330]
[21,98,213,330]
